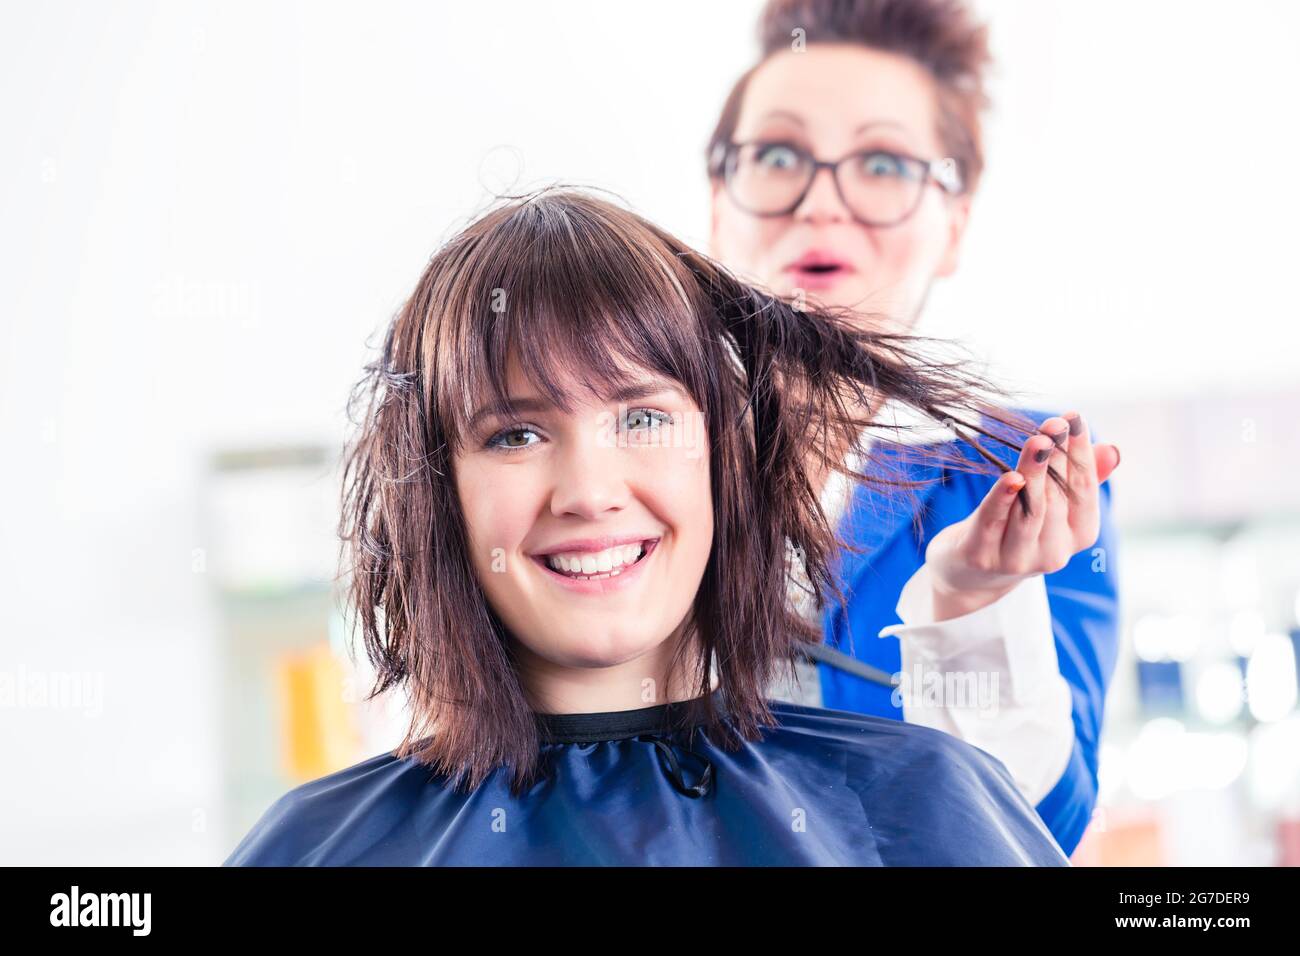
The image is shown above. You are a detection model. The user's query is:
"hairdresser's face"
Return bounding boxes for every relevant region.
[710,44,971,331]
[453,358,713,701]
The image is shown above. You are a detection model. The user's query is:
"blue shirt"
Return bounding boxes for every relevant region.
[818,409,1120,856]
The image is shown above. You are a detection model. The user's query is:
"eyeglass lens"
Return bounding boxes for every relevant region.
[727,143,928,225]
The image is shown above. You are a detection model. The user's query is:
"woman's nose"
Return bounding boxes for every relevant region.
[793,166,851,224]
[546,439,630,519]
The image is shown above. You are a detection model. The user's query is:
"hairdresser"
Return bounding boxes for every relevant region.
[704,0,1121,856]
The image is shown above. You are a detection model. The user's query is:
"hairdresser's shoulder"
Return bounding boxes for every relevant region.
[221,748,429,866]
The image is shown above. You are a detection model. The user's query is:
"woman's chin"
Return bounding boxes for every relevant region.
[541,630,667,670]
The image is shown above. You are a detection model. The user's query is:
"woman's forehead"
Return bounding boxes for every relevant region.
[463,352,697,422]
[505,348,674,388]
[738,45,942,155]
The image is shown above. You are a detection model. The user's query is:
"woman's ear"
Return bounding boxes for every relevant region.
[935,195,973,278]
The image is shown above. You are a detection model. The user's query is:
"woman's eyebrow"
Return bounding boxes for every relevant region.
[752,114,912,144]
[467,380,689,429]
[757,109,806,127]
[853,119,908,136]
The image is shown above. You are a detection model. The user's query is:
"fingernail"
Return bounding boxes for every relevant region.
[1034,446,1051,463]
[1113,446,1121,467]
[1050,428,1068,447]
[1067,413,1083,436]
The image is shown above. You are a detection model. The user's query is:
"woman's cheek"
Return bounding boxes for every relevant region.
[456,464,530,580]
[718,213,789,290]
[652,443,713,560]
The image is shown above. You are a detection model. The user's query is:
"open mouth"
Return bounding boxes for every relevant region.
[785,252,853,287]
[532,538,660,583]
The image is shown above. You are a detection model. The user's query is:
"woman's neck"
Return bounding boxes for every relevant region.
[514,627,717,715]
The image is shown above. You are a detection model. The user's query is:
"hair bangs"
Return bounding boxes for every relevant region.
[431,192,718,452]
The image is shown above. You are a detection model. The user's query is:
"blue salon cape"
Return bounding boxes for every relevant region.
[818,409,1120,857]
[224,690,1069,866]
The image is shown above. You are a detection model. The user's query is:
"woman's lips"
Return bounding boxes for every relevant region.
[785,262,853,291]
[530,538,659,596]
[784,251,855,291]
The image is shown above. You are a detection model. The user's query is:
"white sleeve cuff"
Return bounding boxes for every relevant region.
[878,563,1076,805]
[878,563,1057,706]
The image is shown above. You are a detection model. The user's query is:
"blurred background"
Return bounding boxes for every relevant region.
[2,0,1298,865]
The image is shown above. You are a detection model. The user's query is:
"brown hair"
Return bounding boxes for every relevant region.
[338,186,1049,797]
[706,0,993,196]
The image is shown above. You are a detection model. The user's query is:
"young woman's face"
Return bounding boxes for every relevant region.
[710,44,972,329]
[453,355,714,702]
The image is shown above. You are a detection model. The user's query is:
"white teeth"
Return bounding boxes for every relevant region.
[545,542,647,577]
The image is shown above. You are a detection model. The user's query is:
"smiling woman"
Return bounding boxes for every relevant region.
[455,354,715,695]
[222,185,1075,866]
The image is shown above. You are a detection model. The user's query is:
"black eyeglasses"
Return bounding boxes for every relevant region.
[715,140,964,227]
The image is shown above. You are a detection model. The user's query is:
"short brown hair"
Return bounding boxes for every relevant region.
[339,187,1035,796]
[707,0,993,195]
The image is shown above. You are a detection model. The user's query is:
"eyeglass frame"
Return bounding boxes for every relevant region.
[715,139,965,228]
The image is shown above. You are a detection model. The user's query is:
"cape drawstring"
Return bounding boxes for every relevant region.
[645,734,714,798]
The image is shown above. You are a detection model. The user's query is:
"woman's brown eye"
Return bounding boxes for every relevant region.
[487,426,540,451]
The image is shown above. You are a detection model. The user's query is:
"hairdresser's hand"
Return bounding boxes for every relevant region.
[923,413,1121,622]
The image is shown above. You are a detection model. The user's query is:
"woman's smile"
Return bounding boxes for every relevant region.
[528,536,662,595]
